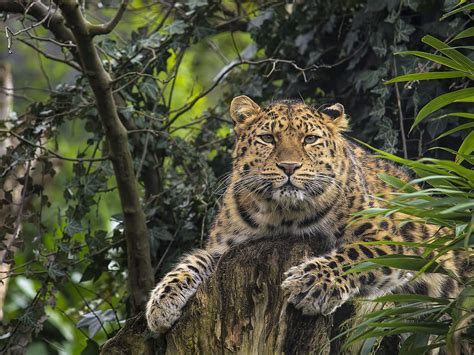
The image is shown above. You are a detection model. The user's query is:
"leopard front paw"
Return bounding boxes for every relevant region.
[281,259,356,316]
[146,285,188,334]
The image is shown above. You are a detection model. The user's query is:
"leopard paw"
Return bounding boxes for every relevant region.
[281,258,357,316]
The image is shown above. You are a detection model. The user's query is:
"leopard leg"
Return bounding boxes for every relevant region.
[146,249,218,333]
[282,218,459,315]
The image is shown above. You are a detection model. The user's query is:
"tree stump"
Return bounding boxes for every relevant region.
[165,235,350,354]
[101,235,352,354]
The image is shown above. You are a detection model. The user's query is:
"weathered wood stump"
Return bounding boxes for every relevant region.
[102,235,352,354]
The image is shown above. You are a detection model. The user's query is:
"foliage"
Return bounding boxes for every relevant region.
[342,3,473,353]
[0,0,471,353]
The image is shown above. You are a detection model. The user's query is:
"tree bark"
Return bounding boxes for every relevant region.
[53,0,154,314]
[101,236,352,354]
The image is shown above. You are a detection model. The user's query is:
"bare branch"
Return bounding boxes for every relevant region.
[166,58,318,127]
[0,129,109,162]
[17,38,81,71]
[4,0,53,53]
[0,0,76,49]
[88,0,129,36]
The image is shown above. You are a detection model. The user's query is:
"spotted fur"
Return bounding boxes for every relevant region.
[146,96,462,333]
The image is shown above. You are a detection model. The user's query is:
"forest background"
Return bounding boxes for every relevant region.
[0,0,471,354]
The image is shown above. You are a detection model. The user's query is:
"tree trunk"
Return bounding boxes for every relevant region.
[102,235,352,354]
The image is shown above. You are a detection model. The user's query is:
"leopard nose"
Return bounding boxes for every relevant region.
[276,162,302,176]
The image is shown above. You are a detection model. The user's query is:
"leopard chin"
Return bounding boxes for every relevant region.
[271,186,307,205]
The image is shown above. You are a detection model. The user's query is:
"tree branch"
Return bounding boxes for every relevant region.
[0,0,76,49]
[88,0,129,36]
[51,0,154,314]
[17,38,81,71]
[166,58,318,127]
[0,128,109,162]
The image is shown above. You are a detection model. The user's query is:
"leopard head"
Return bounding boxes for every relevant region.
[229,95,349,209]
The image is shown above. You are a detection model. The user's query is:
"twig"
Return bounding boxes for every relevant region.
[18,38,81,71]
[136,131,151,179]
[88,0,129,35]
[153,0,176,32]
[0,129,109,162]
[25,32,75,48]
[112,50,157,92]
[167,50,184,109]
[71,282,110,338]
[166,58,318,127]
[4,0,53,53]
[33,30,52,91]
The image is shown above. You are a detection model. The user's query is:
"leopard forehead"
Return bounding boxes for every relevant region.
[253,101,333,138]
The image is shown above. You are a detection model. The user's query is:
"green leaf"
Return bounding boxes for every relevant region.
[366,255,450,274]
[377,173,417,192]
[165,19,187,35]
[343,261,379,275]
[440,4,474,20]
[422,35,474,71]
[64,220,83,237]
[412,87,474,130]
[441,201,474,214]
[446,112,474,119]
[420,158,474,180]
[437,122,474,139]
[385,71,470,84]
[396,51,466,71]
[367,321,449,335]
[375,294,451,304]
[457,131,474,163]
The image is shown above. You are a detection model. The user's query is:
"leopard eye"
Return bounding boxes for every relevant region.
[304,135,320,144]
[259,134,275,144]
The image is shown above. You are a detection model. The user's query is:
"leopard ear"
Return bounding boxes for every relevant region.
[230,96,261,133]
[317,103,348,131]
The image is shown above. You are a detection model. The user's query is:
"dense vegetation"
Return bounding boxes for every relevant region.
[0,0,471,353]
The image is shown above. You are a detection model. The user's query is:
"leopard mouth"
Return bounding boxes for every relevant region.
[277,178,304,191]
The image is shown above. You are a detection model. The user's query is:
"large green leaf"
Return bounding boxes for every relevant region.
[376,173,417,192]
[437,122,474,139]
[412,87,474,130]
[375,294,451,304]
[422,35,474,71]
[367,255,450,274]
[446,112,474,119]
[457,130,474,163]
[384,71,471,84]
[441,201,474,214]
[396,51,466,71]
[440,3,474,20]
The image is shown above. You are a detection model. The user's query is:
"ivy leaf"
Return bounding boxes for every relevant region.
[165,20,187,35]
[150,227,174,241]
[427,117,447,138]
[64,220,83,237]
[187,0,208,9]
[77,310,116,338]
[140,79,158,100]
[139,32,162,48]
[395,20,416,43]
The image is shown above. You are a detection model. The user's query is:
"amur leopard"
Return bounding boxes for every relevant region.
[146,96,463,334]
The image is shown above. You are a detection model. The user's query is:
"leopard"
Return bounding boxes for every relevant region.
[146,95,465,334]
